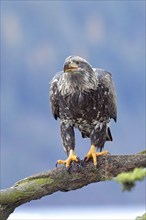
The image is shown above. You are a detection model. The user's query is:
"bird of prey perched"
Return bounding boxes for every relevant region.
[50,55,117,167]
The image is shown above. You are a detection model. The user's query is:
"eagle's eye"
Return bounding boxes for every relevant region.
[75,61,79,65]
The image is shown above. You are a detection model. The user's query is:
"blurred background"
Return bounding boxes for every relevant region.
[1,0,145,218]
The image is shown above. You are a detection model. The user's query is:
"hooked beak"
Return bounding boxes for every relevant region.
[64,61,78,72]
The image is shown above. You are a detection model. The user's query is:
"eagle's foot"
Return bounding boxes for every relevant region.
[56,149,79,168]
[84,145,109,166]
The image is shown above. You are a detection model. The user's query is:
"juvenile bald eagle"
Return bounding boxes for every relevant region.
[50,56,117,167]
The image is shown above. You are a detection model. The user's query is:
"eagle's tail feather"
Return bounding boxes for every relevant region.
[81,132,89,138]
[106,127,113,141]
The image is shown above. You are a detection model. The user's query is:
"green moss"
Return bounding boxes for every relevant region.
[1,188,27,204]
[138,150,146,155]
[136,213,146,220]
[34,177,54,185]
[16,176,54,187]
[1,176,55,204]
[114,168,146,191]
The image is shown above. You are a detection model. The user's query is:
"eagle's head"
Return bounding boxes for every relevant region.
[64,55,94,74]
[59,55,97,94]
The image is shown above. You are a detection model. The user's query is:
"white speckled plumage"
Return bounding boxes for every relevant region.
[50,56,117,154]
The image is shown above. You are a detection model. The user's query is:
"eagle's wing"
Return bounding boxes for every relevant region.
[50,71,63,120]
[94,68,117,122]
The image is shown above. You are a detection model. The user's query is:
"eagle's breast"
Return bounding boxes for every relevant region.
[59,88,102,126]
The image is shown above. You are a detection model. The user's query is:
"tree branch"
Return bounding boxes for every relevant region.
[1,154,146,220]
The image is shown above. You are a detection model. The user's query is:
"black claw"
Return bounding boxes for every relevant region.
[84,156,87,162]
[80,160,85,167]
[75,156,83,167]
[79,160,82,166]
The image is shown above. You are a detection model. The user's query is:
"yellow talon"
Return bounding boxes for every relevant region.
[56,149,79,167]
[85,145,109,166]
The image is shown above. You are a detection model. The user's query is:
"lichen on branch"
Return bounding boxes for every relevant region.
[114,168,146,191]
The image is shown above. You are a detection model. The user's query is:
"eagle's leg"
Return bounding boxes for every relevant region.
[56,121,79,167]
[56,149,79,167]
[85,123,109,166]
[84,145,108,166]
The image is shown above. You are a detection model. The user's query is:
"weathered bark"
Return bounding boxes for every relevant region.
[0,154,146,220]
